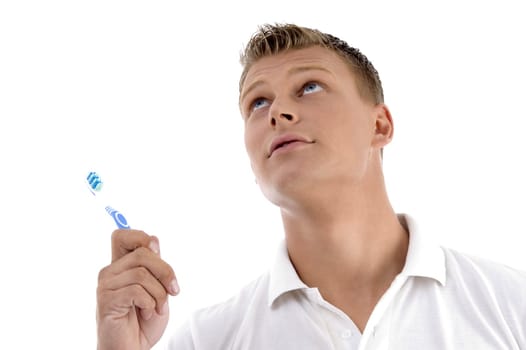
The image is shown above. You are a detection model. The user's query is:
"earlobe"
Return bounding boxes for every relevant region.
[373,104,394,148]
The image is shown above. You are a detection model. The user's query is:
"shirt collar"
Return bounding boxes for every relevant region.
[268,240,309,306]
[398,213,446,286]
[268,213,446,307]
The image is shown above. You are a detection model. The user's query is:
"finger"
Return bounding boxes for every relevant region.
[111,229,156,262]
[149,235,160,256]
[140,308,154,321]
[98,284,156,320]
[101,266,169,314]
[101,247,180,296]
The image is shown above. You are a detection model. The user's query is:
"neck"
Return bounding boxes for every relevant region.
[283,204,408,285]
[280,176,409,330]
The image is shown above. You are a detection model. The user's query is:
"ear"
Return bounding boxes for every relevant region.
[372,104,394,149]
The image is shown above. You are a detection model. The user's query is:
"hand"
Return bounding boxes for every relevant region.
[96,229,179,350]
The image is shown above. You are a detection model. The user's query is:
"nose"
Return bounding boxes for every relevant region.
[269,113,296,127]
[268,99,299,127]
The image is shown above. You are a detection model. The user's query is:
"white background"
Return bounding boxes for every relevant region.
[1,1,525,349]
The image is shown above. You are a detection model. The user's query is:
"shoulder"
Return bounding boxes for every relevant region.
[443,246,526,290]
[193,272,269,325]
[442,247,526,335]
[168,272,271,349]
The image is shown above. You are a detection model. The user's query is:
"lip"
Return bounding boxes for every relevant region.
[268,133,314,158]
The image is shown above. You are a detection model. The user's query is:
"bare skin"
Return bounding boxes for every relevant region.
[240,46,409,332]
[96,45,408,349]
[96,229,179,350]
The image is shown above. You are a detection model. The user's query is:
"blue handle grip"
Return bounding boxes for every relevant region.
[105,206,130,229]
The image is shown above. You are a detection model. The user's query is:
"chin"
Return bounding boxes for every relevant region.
[258,176,313,209]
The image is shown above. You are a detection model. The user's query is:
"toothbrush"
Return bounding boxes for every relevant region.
[86,171,131,229]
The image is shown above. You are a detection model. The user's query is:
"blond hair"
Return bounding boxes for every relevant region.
[239,23,384,105]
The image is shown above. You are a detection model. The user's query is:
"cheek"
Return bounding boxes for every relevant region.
[243,124,262,161]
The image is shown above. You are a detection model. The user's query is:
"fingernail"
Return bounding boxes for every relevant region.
[170,279,180,295]
[149,239,160,254]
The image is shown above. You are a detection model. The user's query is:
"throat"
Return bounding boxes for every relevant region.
[284,214,409,333]
[318,277,396,333]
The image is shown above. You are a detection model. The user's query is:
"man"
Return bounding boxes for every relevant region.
[97,23,526,349]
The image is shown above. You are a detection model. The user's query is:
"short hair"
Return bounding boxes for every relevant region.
[239,23,384,105]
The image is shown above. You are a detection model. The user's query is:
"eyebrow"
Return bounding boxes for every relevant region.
[240,65,332,103]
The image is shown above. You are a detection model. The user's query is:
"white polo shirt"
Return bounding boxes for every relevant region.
[168,214,526,349]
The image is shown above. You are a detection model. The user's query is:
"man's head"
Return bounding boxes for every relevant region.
[238,23,393,208]
[239,23,384,107]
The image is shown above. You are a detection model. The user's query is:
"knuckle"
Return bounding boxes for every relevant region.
[129,285,155,308]
[130,283,145,296]
[97,265,110,282]
[147,297,156,309]
[110,229,123,242]
[159,266,175,282]
[134,246,150,259]
[134,266,151,282]
[158,261,176,283]
[152,288,168,306]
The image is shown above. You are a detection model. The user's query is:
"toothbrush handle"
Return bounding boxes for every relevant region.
[105,206,130,229]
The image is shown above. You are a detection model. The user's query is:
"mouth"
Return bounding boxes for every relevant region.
[268,135,314,158]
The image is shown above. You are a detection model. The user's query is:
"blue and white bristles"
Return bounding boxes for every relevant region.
[86,171,130,229]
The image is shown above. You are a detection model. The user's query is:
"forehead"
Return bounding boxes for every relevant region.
[241,46,351,94]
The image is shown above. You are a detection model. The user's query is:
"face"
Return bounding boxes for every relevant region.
[239,46,391,207]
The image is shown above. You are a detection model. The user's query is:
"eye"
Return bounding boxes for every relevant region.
[302,82,323,95]
[251,98,269,112]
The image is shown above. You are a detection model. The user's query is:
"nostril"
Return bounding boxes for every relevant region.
[281,113,293,121]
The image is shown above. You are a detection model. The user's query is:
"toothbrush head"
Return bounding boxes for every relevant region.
[86,171,103,195]
[86,171,130,229]
[85,171,131,229]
